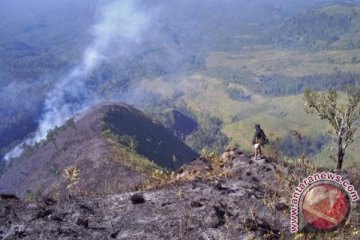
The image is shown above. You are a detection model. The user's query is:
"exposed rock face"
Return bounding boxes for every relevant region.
[0,151,293,240]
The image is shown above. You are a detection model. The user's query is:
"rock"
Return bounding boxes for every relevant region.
[76,218,89,228]
[43,197,57,206]
[244,217,280,236]
[212,205,226,228]
[130,193,145,204]
[110,230,120,239]
[50,213,65,222]
[255,158,267,164]
[275,203,289,212]
[221,152,231,161]
[244,218,259,231]
[1,150,357,239]
[214,182,229,191]
[80,204,95,215]
[251,177,259,182]
[35,208,53,219]
[222,148,243,161]
[0,194,19,200]
[190,200,203,208]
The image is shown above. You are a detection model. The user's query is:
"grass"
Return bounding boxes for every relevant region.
[270,156,360,240]
[320,5,360,15]
[140,37,360,171]
[155,144,360,239]
[142,70,360,170]
[102,129,162,175]
[101,106,199,170]
[207,47,360,78]
[124,3,360,168]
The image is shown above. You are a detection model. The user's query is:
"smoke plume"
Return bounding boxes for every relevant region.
[3,0,345,161]
[4,0,150,160]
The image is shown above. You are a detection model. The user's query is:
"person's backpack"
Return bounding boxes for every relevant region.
[261,130,269,145]
[264,136,270,145]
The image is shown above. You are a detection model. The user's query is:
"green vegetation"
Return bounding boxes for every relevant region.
[185,113,229,154]
[101,106,199,170]
[38,117,75,151]
[152,109,198,141]
[24,186,42,203]
[277,132,330,158]
[205,50,360,96]
[102,129,162,175]
[140,70,360,170]
[226,88,251,102]
[304,86,360,170]
[137,90,229,154]
[265,5,360,50]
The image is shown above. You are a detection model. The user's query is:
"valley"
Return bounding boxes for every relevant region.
[0,2,360,239]
[1,1,360,171]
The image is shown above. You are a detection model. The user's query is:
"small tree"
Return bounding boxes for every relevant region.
[303,86,360,170]
[46,127,59,150]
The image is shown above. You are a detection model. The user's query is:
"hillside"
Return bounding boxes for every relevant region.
[140,73,360,170]
[0,103,198,198]
[0,0,360,202]
[1,2,360,238]
[135,4,360,171]
[265,4,360,50]
[0,149,359,239]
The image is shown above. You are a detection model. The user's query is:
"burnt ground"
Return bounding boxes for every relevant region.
[0,103,359,240]
[1,150,358,240]
[0,103,146,198]
[0,153,292,240]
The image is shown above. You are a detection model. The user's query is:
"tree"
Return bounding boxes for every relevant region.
[303,86,360,170]
[46,127,59,151]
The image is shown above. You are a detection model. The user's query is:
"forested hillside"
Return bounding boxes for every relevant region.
[265,5,360,49]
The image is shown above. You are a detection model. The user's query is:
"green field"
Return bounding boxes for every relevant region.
[207,48,360,77]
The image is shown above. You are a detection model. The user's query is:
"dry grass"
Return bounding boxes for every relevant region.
[269,155,360,240]
[63,165,80,195]
[139,149,235,192]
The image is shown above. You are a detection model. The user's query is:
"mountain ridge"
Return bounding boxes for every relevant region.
[0,102,198,198]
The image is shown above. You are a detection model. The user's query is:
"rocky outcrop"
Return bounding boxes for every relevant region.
[0,151,293,240]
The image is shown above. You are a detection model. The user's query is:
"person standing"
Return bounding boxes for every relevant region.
[252,124,269,160]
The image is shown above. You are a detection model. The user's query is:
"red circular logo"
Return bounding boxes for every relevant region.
[301,183,350,230]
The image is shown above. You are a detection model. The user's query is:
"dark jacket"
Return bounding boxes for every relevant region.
[252,128,269,146]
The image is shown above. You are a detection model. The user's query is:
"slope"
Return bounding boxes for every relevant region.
[0,103,198,198]
[140,73,360,170]
[265,4,360,50]
[0,149,359,239]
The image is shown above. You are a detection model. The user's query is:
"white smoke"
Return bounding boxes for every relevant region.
[4,0,150,161]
